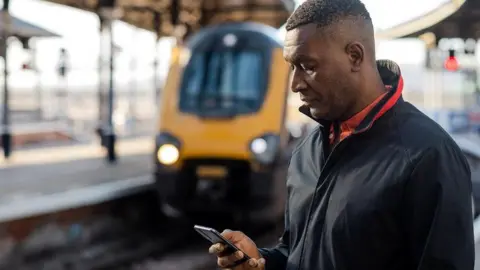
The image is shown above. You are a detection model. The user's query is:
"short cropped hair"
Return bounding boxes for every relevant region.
[285,0,372,31]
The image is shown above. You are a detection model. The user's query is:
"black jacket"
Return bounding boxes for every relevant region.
[259,60,475,270]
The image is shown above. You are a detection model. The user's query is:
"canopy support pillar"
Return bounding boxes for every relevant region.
[1,2,12,159]
[99,7,123,163]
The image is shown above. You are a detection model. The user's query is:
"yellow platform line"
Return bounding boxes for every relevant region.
[0,136,155,168]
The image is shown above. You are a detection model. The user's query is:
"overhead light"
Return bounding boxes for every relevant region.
[223,34,237,47]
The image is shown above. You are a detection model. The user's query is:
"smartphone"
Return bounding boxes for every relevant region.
[194,225,251,260]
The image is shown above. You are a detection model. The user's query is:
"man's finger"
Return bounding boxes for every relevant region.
[248,258,266,268]
[248,258,258,268]
[217,251,244,268]
[209,243,225,254]
[209,243,237,257]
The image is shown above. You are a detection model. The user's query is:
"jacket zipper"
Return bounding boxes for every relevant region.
[296,132,352,269]
[296,118,379,268]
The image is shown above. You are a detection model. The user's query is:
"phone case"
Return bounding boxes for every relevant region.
[193,225,251,259]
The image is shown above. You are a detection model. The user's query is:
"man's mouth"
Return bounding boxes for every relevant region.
[301,98,317,106]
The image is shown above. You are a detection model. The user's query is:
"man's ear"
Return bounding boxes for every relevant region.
[345,42,364,72]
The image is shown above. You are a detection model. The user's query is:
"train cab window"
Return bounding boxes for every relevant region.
[179,49,268,116]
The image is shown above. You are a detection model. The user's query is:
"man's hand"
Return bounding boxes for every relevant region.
[208,229,265,269]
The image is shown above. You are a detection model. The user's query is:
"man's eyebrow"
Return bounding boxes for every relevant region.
[290,54,315,63]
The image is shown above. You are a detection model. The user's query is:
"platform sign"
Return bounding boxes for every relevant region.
[421,108,470,133]
[449,110,470,133]
[468,108,480,133]
[438,38,476,55]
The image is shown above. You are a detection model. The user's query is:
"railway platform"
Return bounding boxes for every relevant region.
[0,136,155,223]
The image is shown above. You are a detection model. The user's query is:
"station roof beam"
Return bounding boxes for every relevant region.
[38,0,296,41]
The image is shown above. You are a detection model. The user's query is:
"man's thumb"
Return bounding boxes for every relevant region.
[221,229,244,242]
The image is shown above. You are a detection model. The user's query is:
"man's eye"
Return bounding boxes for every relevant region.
[302,65,315,73]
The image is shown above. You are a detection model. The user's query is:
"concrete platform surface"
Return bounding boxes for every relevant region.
[0,137,156,222]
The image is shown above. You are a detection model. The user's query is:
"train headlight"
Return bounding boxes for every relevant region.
[155,132,181,166]
[249,134,280,165]
[157,144,179,165]
[251,138,268,154]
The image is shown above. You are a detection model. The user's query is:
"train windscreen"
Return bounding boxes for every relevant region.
[179,49,268,117]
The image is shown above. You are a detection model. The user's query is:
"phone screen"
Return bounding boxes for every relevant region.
[194,225,251,260]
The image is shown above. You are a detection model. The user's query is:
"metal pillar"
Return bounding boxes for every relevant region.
[96,17,106,146]
[57,48,68,121]
[31,41,43,121]
[128,28,136,131]
[99,7,122,163]
[153,13,161,105]
[153,38,159,104]
[1,4,12,159]
[106,19,115,162]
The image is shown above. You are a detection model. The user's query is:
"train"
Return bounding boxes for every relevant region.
[153,22,312,223]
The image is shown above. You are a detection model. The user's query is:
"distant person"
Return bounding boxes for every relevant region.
[208,0,475,269]
[57,48,69,77]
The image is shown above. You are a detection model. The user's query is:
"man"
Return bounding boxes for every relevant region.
[208,0,475,269]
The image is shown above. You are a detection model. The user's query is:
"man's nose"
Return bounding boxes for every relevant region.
[291,74,308,93]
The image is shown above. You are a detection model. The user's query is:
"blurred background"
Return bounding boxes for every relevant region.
[1,0,480,269]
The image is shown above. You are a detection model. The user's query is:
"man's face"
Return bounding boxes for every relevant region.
[283,23,360,121]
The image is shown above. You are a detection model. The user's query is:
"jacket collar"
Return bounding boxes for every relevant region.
[299,59,404,134]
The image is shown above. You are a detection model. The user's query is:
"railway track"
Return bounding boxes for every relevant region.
[0,189,284,270]
[128,216,285,270]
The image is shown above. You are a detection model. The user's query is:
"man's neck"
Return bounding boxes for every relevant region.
[338,75,386,122]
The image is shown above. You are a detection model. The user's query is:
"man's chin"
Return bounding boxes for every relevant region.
[310,108,330,120]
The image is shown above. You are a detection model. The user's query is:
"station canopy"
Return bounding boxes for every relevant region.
[0,12,59,56]
[375,0,476,41]
[0,12,59,38]
[39,0,296,39]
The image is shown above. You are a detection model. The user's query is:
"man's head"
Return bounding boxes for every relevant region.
[284,0,379,121]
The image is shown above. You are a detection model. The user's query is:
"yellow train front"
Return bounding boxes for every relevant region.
[154,22,291,222]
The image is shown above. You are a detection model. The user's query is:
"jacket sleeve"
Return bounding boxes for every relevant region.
[403,139,475,270]
[258,199,289,270]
